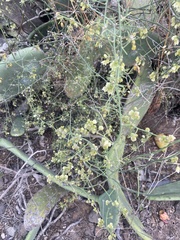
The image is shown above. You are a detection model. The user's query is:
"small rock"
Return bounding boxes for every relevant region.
[88,210,99,223]
[1,233,6,239]
[6,227,16,237]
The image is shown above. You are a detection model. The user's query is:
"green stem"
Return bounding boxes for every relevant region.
[106,134,126,188]
[103,63,156,239]
[105,134,152,240]
[0,138,98,202]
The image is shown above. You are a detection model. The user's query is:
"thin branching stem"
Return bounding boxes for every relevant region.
[0,138,99,202]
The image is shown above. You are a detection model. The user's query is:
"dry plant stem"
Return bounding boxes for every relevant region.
[36,207,67,240]
[0,175,19,200]
[0,171,32,200]
[0,138,98,202]
[60,218,83,237]
[0,164,17,174]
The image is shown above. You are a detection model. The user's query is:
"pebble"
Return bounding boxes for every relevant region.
[1,233,6,239]
[88,210,99,223]
[6,226,16,237]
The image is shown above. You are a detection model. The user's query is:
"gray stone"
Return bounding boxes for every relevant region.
[88,210,100,223]
[6,227,16,237]
[1,233,6,239]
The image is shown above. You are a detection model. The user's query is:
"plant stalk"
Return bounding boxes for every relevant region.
[0,138,98,202]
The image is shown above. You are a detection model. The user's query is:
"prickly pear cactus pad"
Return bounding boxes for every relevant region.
[0,46,46,102]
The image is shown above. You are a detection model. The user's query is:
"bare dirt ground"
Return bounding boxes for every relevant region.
[0,74,180,240]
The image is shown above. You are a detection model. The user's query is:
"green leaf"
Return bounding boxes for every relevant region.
[145,181,180,201]
[98,189,119,232]
[24,184,67,231]
[0,46,46,102]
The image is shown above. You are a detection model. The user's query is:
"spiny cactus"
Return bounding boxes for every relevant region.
[24,184,67,231]
[0,46,46,102]
[64,18,161,99]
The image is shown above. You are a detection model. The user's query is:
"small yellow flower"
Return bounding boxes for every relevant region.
[80,2,89,11]
[171,156,178,163]
[149,71,157,82]
[102,82,114,95]
[145,127,150,132]
[130,132,138,142]
[131,40,136,50]
[175,49,180,56]
[128,107,140,120]
[176,165,180,173]
[101,137,112,150]
[154,133,176,150]
[139,28,148,39]
[97,218,104,228]
[169,64,180,73]
[173,2,180,13]
[133,64,141,74]
[172,35,179,45]
[98,125,104,131]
